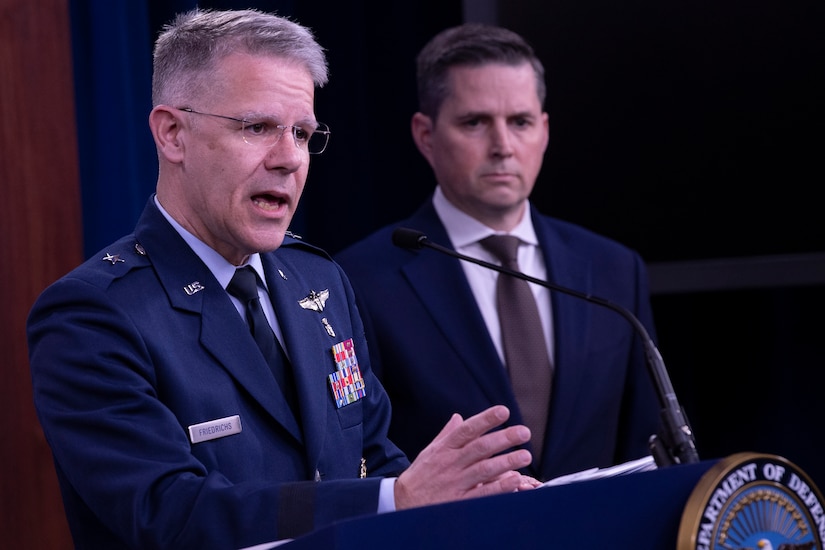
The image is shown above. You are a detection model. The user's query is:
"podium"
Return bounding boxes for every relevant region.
[283,459,717,549]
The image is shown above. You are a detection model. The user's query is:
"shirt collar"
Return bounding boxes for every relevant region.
[154,195,267,290]
[432,185,539,248]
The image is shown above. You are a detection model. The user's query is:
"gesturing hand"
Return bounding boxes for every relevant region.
[393,405,536,510]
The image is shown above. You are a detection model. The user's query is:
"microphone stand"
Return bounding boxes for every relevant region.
[392,228,699,467]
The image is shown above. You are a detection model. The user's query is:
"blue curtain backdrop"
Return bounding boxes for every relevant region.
[70,1,156,257]
[70,0,302,258]
[69,0,449,258]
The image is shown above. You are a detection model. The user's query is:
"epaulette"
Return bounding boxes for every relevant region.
[280,231,332,261]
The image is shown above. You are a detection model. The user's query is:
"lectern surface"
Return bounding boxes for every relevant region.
[283,460,716,550]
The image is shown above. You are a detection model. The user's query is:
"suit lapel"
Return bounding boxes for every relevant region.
[400,207,516,408]
[533,211,594,446]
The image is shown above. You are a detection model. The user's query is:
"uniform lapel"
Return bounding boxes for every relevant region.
[260,251,333,467]
[199,293,303,443]
[135,200,303,443]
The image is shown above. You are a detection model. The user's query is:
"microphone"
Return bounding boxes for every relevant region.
[392,227,699,467]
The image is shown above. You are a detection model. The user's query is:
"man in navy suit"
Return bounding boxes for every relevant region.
[27,10,538,549]
[335,23,662,482]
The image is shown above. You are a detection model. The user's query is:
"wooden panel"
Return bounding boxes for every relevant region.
[0,0,81,547]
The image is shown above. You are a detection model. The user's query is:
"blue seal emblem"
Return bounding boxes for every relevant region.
[678,453,824,550]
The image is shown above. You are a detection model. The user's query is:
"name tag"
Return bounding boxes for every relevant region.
[188,415,242,444]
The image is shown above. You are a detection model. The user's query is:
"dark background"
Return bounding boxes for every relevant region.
[69,0,825,487]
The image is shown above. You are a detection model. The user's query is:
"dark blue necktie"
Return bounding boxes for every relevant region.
[227,266,297,414]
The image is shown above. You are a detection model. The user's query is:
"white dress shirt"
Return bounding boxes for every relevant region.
[432,186,555,365]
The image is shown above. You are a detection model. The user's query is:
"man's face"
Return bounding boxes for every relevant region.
[169,52,317,265]
[413,62,549,230]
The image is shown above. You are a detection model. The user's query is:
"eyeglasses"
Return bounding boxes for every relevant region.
[177,107,331,154]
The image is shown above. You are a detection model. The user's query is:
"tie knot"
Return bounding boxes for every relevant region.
[480,234,521,268]
[226,266,260,302]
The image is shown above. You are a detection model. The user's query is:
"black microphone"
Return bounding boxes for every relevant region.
[392,227,699,467]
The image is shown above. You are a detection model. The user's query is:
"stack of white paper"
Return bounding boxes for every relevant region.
[539,455,657,488]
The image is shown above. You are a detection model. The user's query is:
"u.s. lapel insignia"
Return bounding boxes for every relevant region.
[184,281,205,296]
[278,269,287,280]
[298,289,329,312]
[102,253,125,265]
[328,338,366,408]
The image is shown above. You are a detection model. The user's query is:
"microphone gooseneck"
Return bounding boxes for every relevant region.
[391,227,699,467]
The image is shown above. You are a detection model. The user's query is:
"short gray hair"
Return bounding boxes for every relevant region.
[416,23,546,120]
[152,8,328,106]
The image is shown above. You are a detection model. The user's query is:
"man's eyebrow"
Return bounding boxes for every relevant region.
[509,110,539,119]
[455,110,492,120]
[240,112,319,126]
[454,110,537,121]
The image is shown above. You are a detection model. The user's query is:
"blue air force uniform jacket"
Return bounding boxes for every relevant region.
[28,198,409,549]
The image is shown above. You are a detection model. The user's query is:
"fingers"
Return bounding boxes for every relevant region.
[427,406,529,465]
[461,470,541,501]
[519,474,542,490]
[440,405,530,455]
[464,470,524,498]
[428,412,465,447]
[444,405,511,449]
[466,445,532,482]
[393,405,535,510]
[456,421,531,470]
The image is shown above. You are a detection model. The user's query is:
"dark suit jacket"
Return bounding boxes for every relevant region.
[335,198,661,481]
[28,198,409,550]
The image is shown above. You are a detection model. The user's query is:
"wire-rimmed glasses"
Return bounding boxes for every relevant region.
[177,107,331,154]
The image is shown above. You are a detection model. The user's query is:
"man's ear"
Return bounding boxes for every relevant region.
[540,111,550,154]
[411,112,435,165]
[149,106,185,164]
